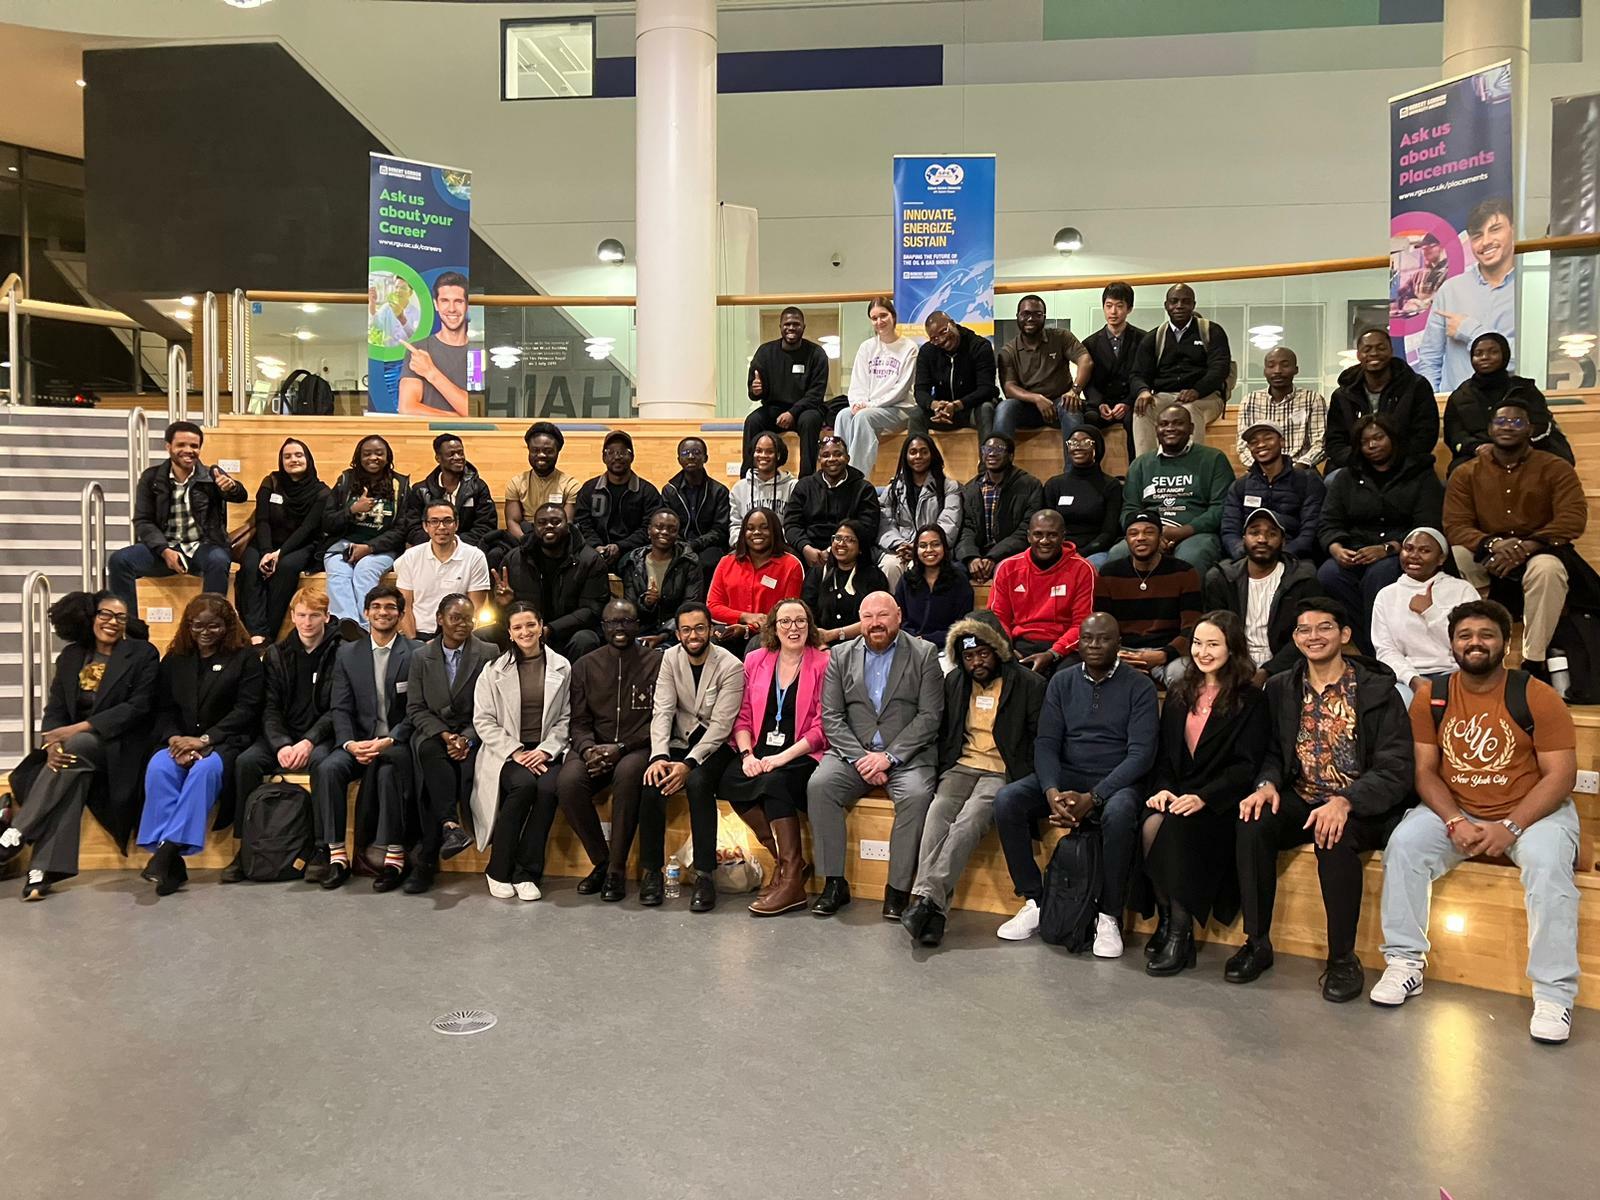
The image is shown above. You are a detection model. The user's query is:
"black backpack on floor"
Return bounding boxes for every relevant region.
[276,369,335,416]
[1038,827,1102,953]
[238,781,314,882]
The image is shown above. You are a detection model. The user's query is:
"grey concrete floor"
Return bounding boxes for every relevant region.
[0,871,1590,1200]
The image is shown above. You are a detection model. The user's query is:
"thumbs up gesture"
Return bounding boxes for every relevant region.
[750,369,765,399]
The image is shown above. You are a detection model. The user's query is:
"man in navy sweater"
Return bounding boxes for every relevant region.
[991,612,1159,957]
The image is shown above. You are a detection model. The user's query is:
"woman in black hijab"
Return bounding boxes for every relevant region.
[1443,331,1572,473]
[237,437,331,643]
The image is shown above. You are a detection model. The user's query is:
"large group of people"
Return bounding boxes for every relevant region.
[3,277,1593,1050]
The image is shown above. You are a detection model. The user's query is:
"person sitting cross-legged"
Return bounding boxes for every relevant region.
[992,612,1159,954]
[900,614,1045,948]
[1373,599,1581,1044]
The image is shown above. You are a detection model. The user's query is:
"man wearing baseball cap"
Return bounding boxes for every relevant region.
[1232,346,1326,469]
[573,430,663,567]
[1203,508,1320,683]
[1220,419,1325,561]
[1093,511,1202,687]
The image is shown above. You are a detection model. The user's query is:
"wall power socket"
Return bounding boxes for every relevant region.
[858,839,890,862]
[1575,771,1598,795]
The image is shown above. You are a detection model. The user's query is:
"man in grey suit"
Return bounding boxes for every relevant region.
[639,602,746,911]
[316,584,418,893]
[809,590,945,920]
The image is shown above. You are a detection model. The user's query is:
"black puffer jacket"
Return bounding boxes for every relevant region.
[618,544,706,638]
[1318,456,1443,553]
[403,464,498,546]
[1325,358,1439,469]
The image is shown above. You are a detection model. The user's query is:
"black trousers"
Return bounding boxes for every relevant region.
[1235,789,1401,958]
[743,405,824,477]
[488,755,562,884]
[555,747,653,870]
[313,743,413,850]
[233,737,337,837]
[414,735,478,864]
[637,744,735,873]
[548,628,602,662]
[908,400,996,453]
[236,545,319,640]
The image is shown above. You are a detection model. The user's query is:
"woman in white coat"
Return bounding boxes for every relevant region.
[832,296,918,479]
[471,602,572,900]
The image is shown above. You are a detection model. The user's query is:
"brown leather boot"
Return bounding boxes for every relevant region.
[738,806,779,861]
[749,816,809,916]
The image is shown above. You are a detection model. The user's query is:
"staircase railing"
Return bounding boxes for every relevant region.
[80,481,106,592]
[167,344,188,426]
[126,406,148,541]
[231,288,249,412]
[5,283,17,406]
[19,572,52,755]
[202,291,220,427]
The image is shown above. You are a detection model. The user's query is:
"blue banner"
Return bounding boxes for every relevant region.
[1388,63,1515,392]
[367,153,472,414]
[892,155,996,336]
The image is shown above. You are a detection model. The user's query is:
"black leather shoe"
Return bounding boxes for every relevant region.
[690,874,716,912]
[219,854,246,885]
[402,862,435,895]
[899,896,933,942]
[302,847,331,885]
[372,864,403,893]
[320,861,351,891]
[811,876,851,916]
[1224,938,1275,984]
[576,863,609,895]
[919,910,947,948]
[881,886,910,921]
[600,872,626,902]
[1144,905,1173,961]
[439,824,471,860]
[155,848,186,896]
[1146,925,1197,976]
[1321,953,1366,1003]
[639,869,664,906]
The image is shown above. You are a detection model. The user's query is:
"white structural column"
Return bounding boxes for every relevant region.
[635,0,718,419]
[1443,0,1530,230]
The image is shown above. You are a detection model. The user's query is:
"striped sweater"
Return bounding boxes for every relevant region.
[1093,556,1202,662]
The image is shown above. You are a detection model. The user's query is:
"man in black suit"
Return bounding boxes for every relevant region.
[1079,282,1147,460]
[315,584,418,892]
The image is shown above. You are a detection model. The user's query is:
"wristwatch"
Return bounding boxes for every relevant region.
[199,733,211,747]
[1501,818,1524,839]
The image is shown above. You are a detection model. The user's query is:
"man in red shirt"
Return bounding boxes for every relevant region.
[989,510,1095,676]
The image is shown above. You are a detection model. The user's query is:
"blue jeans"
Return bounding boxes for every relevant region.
[993,396,1084,458]
[139,750,225,856]
[1084,551,1110,571]
[992,772,1141,915]
[1380,802,1581,1006]
[108,542,234,609]
[324,540,397,625]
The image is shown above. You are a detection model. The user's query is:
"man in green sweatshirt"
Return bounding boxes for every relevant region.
[1113,404,1235,574]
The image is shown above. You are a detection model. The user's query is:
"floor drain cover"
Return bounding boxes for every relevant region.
[431,1009,497,1036]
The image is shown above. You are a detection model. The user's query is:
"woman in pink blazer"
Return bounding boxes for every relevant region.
[718,596,831,916]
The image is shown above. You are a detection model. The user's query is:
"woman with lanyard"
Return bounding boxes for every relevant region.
[237,437,330,645]
[717,598,831,916]
[803,520,890,647]
[1443,330,1572,474]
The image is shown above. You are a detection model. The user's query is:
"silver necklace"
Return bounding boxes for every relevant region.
[1131,561,1158,591]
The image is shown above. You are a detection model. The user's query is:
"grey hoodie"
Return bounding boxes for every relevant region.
[728,468,798,547]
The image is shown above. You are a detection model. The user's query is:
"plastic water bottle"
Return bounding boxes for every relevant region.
[664,856,682,900]
[1548,653,1571,700]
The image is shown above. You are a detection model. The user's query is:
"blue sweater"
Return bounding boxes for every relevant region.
[1035,662,1158,800]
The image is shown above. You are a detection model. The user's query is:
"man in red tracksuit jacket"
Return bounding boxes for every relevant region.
[988,509,1095,676]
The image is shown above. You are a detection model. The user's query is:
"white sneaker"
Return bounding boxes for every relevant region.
[1530,1000,1573,1044]
[1092,913,1124,958]
[1369,960,1425,1006]
[486,876,516,899]
[514,881,542,902]
[997,899,1041,941]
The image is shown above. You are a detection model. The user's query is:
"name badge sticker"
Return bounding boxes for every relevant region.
[766,730,787,747]
[791,364,805,373]
[761,575,778,589]
[975,695,996,711]
[212,662,223,672]
[1058,495,1074,505]
[269,493,285,505]
[1243,495,1262,508]
[1050,584,1067,597]
[396,681,408,693]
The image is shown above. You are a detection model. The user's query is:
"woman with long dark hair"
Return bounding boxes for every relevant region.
[707,507,805,654]
[1443,330,1572,473]
[892,524,974,662]
[238,437,330,644]
[876,433,961,590]
[0,592,159,899]
[1141,610,1268,976]
[322,435,411,628]
[804,520,890,646]
[138,593,264,895]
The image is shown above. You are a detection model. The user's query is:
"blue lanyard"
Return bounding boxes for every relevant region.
[774,674,793,725]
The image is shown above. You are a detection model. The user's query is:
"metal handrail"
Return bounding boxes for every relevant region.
[202,292,219,426]
[126,406,148,541]
[167,343,188,425]
[19,572,52,755]
[231,288,248,411]
[80,481,105,592]
[6,287,17,405]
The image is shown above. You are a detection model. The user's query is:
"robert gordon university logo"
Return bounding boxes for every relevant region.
[925,163,965,186]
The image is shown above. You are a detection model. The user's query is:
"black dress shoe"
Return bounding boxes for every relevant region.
[899,896,933,942]
[1144,905,1173,961]
[1146,925,1197,976]
[320,861,351,891]
[1224,938,1275,984]
[811,876,851,916]
[219,854,246,885]
[690,874,716,912]
[372,864,403,893]
[881,886,911,921]
[439,824,472,860]
[639,869,664,906]
[1321,953,1366,1003]
[155,848,186,897]
[600,872,626,902]
[402,862,435,895]
[918,910,947,947]
[576,863,609,895]
[302,847,330,885]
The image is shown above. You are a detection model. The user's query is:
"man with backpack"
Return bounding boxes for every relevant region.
[1373,599,1580,1044]
[1128,283,1233,458]
[992,612,1158,956]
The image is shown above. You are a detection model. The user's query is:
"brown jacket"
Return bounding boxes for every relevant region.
[569,642,662,756]
[1443,444,1587,555]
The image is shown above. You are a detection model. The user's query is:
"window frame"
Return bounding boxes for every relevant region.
[500,16,597,102]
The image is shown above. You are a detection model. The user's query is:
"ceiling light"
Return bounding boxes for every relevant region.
[596,238,626,264]
[1248,325,1284,336]
[300,303,321,314]
[1053,226,1084,254]
[75,79,86,89]
[179,295,197,305]
[295,329,314,341]
[489,345,522,358]
[222,0,275,8]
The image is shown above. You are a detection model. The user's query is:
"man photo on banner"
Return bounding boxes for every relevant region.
[399,270,471,417]
[1415,197,1516,393]
[369,275,420,349]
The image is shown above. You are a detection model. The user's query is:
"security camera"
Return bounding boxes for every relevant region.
[830,252,843,268]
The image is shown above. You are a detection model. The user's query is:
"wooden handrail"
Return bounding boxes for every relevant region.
[245,231,1600,309]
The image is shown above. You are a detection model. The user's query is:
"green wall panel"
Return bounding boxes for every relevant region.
[1042,1,1382,41]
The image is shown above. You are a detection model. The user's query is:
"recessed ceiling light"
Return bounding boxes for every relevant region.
[295,330,315,341]
[75,79,86,89]
[300,303,321,314]
[222,0,275,8]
